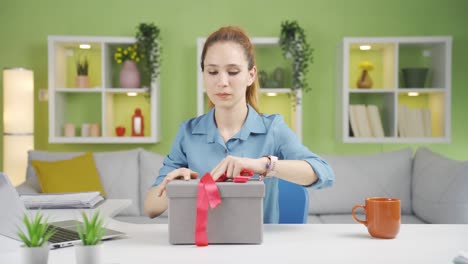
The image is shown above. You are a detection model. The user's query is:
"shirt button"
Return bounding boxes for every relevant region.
[224,149,228,154]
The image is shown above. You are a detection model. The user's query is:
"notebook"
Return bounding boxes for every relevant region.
[0,173,125,249]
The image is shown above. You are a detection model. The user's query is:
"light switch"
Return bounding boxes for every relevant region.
[38,89,48,101]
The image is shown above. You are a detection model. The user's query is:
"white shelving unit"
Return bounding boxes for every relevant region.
[48,36,159,144]
[339,36,452,143]
[196,37,302,141]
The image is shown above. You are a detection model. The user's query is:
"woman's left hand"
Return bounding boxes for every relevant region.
[210,155,267,181]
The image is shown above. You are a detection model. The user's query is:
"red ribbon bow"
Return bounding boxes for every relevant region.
[195,173,221,246]
[195,169,254,246]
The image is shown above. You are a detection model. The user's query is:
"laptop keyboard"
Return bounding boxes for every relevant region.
[48,226,80,243]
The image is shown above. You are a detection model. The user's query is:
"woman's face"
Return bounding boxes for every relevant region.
[203,41,256,110]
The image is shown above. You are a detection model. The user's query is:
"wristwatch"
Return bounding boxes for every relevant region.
[263,155,278,177]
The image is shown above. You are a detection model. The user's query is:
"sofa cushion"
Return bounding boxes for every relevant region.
[308,148,413,215]
[412,147,468,224]
[139,150,166,216]
[31,152,106,196]
[26,149,141,216]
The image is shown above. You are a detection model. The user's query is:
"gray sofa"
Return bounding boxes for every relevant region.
[17,147,468,224]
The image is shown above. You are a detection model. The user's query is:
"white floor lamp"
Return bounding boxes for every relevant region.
[2,68,34,186]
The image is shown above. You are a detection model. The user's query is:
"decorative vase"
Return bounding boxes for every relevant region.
[401,67,429,88]
[357,70,373,89]
[76,75,90,88]
[75,243,103,264]
[21,244,49,264]
[119,60,141,88]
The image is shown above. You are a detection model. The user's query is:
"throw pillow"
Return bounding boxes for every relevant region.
[26,149,141,216]
[31,152,106,196]
[412,147,468,224]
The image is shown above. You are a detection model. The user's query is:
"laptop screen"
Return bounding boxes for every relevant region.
[0,173,27,240]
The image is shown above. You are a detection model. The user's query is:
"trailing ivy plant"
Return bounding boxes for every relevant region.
[279,20,313,105]
[136,22,161,88]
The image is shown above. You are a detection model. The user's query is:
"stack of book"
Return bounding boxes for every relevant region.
[20,191,104,209]
[398,105,432,137]
[349,104,385,138]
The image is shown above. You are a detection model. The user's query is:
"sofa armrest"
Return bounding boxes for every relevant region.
[16,181,41,195]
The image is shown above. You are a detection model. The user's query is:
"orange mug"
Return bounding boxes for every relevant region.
[352,197,401,239]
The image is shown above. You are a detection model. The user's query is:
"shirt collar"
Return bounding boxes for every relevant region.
[192,104,267,143]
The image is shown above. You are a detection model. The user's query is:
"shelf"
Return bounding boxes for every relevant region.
[48,35,159,144]
[196,37,302,141]
[340,36,452,143]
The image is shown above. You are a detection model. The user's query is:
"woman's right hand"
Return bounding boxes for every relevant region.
[157,168,199,196]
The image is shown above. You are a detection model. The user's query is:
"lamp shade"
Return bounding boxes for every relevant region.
[3,68,34,133]
[2,68,34,186]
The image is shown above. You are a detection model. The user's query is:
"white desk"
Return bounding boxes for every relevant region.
[30,199,132,222]
[1,221,467,264]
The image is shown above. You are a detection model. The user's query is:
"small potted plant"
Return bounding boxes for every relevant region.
[75,211,106,264]
[17,211,56,264]
[76,56,89,88]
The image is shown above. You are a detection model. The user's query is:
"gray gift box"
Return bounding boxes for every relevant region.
[166,180,265,245]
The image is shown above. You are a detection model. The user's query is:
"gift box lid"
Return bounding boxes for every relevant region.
[166,180,265,198]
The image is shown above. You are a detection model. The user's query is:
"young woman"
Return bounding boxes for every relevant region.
[144,26,334,223]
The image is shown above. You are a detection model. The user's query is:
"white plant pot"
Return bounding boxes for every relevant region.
[75,243,103,264]
[20,244,49,264]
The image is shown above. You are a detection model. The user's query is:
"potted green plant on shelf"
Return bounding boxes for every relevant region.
[135,22,161,92]
[76,56,90,88]
[75,211,106,264]
[17,211,56,264]
[279,20,313,105]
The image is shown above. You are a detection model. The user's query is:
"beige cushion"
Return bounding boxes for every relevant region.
[412,147,468,224]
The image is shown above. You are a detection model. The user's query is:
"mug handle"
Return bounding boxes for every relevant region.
[352,204,367,226]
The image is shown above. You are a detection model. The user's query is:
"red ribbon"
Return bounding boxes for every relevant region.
[194,169,254,246]
[195,173,221,246]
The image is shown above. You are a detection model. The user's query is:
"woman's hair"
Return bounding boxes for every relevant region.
[201,26,260,112]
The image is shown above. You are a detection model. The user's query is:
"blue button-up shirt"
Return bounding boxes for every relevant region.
[153,105,334,223]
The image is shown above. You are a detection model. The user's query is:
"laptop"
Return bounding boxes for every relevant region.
[0,173,125,249]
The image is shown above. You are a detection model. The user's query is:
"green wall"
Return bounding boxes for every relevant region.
[1,0,467,169]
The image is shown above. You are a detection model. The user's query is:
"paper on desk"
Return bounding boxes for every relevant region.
[20,191,104,209]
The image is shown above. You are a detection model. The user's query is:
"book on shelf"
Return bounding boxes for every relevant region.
[355,104,373,137]
[398,105,432,138]
[398,105,408,137]
[20,191,105,209]
[367,105,385,138]
[349,104,384,138]
[349,105,361,137]
[422,108,432,137]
